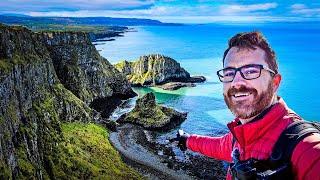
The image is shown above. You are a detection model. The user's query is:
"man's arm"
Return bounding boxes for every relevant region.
[186,132,233,162]
[291,133,320,180]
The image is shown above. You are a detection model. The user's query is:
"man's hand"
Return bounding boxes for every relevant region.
[170,129,190,151]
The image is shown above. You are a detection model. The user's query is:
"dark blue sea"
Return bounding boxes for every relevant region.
[96,22,320,136]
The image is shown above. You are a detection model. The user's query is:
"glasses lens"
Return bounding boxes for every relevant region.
[241,65,261,80]
[218,68,235,82]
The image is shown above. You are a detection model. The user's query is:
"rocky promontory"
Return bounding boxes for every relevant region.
[118,92,187,131]
[114,54,206,90]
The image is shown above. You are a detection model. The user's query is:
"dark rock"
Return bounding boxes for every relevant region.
[97,119,118,132]
[90,96,122,118]
[159,82,195,90]
[117,92,187,131]
[188,75,206,83]
[114,54,206,90]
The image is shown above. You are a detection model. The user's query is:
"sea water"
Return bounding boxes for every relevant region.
[96,22,320,135]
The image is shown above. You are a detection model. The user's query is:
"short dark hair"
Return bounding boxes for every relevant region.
[223,31,278,74]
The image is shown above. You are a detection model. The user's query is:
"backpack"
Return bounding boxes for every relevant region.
[230,120,320,180]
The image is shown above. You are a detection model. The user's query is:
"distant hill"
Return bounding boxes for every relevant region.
[0,15,181,42]
[0,13,31,17]
[0,15,181,27]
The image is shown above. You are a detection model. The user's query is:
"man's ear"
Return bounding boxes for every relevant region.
[273,74,281,90]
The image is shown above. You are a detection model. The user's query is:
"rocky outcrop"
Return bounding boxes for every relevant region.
[118,92,187,131]
[115,54,206,89]
[160,82,195,90]
[39,31,136,118]
[0,24,135,178]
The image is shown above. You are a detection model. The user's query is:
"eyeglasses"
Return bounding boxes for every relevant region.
[217,64,276,83]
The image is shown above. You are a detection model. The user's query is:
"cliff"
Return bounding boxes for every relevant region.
[115,54,205,89]
[39,31,136,117]
[0,24,139,179]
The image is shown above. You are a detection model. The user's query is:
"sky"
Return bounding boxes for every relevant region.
[0,0,320,23]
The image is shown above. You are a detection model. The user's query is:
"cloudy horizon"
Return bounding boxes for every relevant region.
[0,0,320,23]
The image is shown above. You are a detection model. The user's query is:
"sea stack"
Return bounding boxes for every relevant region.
[117,92,187,131]
[115,54,206,90]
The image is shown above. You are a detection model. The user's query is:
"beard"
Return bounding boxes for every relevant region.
[224,82,274,119]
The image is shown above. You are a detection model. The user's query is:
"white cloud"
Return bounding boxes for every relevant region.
[0,0,155,11]
[17,2,320,23]
[291,4,307,10]
[28,6,175,17]
[219,3,278,15]
[290,4,320,17]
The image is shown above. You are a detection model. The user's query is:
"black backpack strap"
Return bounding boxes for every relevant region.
[271,121,320,163]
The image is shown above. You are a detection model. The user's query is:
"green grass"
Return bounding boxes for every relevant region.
[55,122,143,179]
[0,53,41,74]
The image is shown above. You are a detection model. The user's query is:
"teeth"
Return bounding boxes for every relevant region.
[234,93,250,97]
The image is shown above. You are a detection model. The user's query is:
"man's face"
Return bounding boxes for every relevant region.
[223,46,277,119]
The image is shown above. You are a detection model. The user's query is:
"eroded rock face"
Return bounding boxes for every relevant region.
[117,92,187,131]
[0,24,135,178]
[0,24,97,179]
[39,31,136,106]
[115,54,206,90]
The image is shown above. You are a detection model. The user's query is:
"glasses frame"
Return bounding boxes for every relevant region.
[217,64,276,83]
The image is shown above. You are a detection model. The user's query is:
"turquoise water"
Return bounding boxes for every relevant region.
[96,22,320,135]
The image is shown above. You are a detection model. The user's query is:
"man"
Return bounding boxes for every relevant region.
[175,31,320,179]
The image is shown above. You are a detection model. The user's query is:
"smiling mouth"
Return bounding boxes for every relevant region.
[232,92,252,98]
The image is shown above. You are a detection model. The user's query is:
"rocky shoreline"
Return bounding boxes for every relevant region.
[109,123,227,179]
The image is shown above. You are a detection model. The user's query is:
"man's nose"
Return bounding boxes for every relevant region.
[231,71,246,87]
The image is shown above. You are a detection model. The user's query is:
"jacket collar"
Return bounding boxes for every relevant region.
[227,97,289,147]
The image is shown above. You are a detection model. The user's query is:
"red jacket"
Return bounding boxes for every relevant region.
[187,98,320,180]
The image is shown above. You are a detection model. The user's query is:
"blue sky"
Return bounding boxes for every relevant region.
[0,0,320,23]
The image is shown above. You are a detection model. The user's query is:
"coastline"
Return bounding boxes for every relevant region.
[109,123,226,179]
[109,124,193,180]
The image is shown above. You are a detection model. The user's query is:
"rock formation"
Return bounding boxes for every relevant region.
[38,31,136,117]
[0,24,136,178]
[117,92,187,131]
[114,54,206,90]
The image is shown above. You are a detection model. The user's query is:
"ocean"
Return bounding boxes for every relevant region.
[95,22,320,136]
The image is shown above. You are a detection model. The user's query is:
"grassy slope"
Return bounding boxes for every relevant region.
[56,122,143,179]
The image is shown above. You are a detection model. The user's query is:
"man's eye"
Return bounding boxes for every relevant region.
[244,69,259,75]
[224,71,235,77]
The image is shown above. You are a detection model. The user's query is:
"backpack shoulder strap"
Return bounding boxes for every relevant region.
[271,120,320,163]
